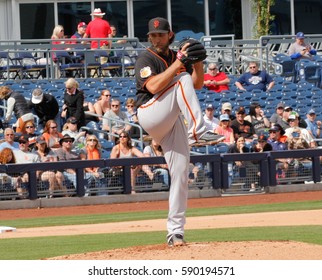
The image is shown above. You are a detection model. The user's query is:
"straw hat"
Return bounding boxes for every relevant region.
[90,8,105,16]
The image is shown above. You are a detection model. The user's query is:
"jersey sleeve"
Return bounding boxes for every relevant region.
[135,54,158,91]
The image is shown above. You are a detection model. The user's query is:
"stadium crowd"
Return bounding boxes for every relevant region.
[0,20,321,198]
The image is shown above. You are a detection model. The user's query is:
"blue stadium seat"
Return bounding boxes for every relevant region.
[266,89,282,99]
[55,50,84,78]
[100,139,114,150]
[273,53,296,81]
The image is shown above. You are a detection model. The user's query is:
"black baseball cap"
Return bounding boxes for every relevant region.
[18,135,29,144]
[236,106,246,114]
[147,17,171,35]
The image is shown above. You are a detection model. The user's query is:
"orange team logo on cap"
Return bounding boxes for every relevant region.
[153,20,160,29]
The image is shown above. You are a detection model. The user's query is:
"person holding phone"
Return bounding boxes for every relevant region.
[288,32,316,60]
[284,111,316,148]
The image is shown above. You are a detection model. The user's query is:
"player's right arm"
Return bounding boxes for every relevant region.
[145,59,185,94]
[136,45,190,95]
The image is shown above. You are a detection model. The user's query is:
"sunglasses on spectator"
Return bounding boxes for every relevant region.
[127,105,134,107]
[50,126,57,129]
[88,139,97,142]
[63,140,73,143]
[208,68,217,70]
[104,94,111,97]
[26,126,34,129]
[119,136,127,138]
[6,134,14,136]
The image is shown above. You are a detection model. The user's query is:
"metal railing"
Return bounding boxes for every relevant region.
[1,148,322,200]
[85,112,144,150]
[0,38,145,80]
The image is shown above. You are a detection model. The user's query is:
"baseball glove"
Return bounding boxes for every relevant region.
[176,38,207,65]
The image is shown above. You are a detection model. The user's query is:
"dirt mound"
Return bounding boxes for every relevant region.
[48,241,322,260]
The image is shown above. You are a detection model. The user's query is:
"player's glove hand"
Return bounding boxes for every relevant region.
[176,38,207,65]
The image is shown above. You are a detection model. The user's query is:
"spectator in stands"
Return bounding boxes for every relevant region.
[244,102,270,136]
[0,148,19,193]
[55,134,83,188]
[278,105,307,130]
[29,88,60,132]
[0,128,19,152]
[51,25,66,65]
[269,102,285,127]
[51,25,65,43]
[22,120,39,151]
[14,135,40,163]
[94,89,111,121]
[83,8,112,57]
[230,106,256,141]
[267,124,288,151]
[124,97,146,141]
[71,22,87,41]
[62,117,86,149]
[110,131,151,193]
[227,136,257,191]
[285,111,316,148]
[267,124,289,179]
[125,98,138,124]
[235,61,274,92]
[14,135,40,197]
[285,126,313,177]
[143,138,169,186]
[83,100,98,124]
[203,63,230,93]
[215,114,234,144]
[42,120,63,150]
[33,136,66,198]
[0,148,16,164]
[221,102,235,120]
[288,32,317,61]
[203,104,219,132]
[252,134,272,152]
[0,86,34,133]
[110,25,127,44]
[80,134,105,194]
[305,109,322,144]
[61,78,86,129]
[102,99,131,139]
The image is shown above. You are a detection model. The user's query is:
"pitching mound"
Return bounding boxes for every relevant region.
[48,241,322,260]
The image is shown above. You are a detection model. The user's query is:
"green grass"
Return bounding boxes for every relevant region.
[1,200,322,229]
[0,199,322,259]
[1,225,322,260]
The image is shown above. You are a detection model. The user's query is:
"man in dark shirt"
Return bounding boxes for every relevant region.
[235,61,274,92]
[29,88,59,131]
[230,106,256,140]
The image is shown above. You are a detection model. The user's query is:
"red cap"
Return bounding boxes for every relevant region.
[78,22,87,28]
